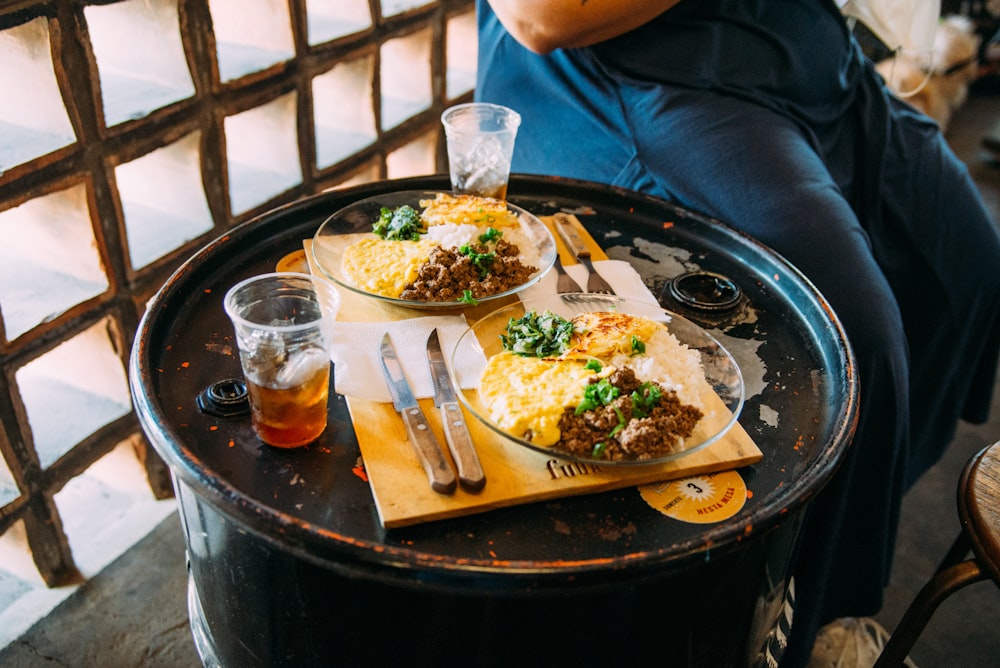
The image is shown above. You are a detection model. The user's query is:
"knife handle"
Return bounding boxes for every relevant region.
[439,402,486,493]
[400,407,457,495]
[554,213,591,259]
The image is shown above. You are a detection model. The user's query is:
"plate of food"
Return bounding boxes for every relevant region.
[311,190,556,309]
[450,294,745,466]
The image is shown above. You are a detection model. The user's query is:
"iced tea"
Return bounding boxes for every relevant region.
[224,272,340,449]
[244,361,330,448]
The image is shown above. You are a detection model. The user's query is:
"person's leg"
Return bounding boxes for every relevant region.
[617,87,914,665]
[874,97,1000,484]
[618,84,1000,665]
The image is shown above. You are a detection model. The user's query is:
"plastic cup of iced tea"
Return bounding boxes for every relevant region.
[441,102,521,200]
[224,272,340,448]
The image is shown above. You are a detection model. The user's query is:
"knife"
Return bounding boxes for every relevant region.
[553,212,591,260]
[378,333,457,495]
[427,329,487,493]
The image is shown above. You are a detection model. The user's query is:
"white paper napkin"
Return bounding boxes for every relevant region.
[330,315,482,402]
[519,259,659,304]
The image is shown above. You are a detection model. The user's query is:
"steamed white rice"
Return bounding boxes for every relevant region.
[607,328,706,409]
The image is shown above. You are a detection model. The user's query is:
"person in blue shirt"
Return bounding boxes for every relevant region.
[476,1,1000,665]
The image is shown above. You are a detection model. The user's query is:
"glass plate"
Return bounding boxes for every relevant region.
[450,294,745,466]
[310,190,556,310]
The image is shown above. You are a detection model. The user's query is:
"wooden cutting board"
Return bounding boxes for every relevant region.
[304,215,763,528]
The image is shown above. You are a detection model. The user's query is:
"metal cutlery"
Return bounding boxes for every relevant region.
[553,249,583,294]
[553,212,615,294]
[378,333,457,495]
[426,329,486,492]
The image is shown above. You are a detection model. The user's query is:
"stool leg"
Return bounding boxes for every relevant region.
[873,560,987,667]
[936,531,972,573]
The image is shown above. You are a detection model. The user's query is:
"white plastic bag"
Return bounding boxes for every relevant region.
[839,0,940,55]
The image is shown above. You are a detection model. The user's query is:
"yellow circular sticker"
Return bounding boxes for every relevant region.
[638,471,748,524]
[276,249,309,273]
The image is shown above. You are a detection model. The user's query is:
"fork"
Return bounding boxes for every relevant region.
[553,213,615,294]
[553,251,583,294]
[559,293,619,308]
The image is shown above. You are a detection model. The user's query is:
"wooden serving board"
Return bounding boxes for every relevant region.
[304,215,763,528]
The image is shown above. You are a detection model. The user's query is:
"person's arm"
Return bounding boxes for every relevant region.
[486,0,681,54]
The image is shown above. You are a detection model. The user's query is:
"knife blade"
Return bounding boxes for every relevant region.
[378,333,457,495]
[426,329,486,493]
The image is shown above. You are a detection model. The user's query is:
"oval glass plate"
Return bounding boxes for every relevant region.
[311,190,556,310]
[450,294,745,466]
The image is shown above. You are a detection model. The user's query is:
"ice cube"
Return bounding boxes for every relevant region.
[274,347,328,389]
[463,165,504,193]
[467,136,503,165]
[244,328,286,358]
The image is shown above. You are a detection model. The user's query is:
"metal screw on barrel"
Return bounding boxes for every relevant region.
[667,271,742,313]
[197,379,250,418]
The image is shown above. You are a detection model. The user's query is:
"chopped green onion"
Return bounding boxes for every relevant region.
[575,378,619,415]
[630,382,662,418]
[478,227,502,244]
[459,244,497,278]
[608,405,626,437]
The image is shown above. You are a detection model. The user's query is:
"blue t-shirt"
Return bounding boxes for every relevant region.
[475,0,872,184]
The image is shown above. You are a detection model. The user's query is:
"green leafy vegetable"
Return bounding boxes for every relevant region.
[585,359,603,372]
[608,405,626,437]
[575,378,619,415]
[630,335,646,356]
[458,290,478,305]
[459,244,497,278]
[630,382,662,419]
[501,310,574,357]
[373,205,425,241]
[473,207,498,225]
[478,227,502,244]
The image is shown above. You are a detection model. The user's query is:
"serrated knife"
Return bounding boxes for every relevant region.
[427,329,486,492]
[378,333,457,495]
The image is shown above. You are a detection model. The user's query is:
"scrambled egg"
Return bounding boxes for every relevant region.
[479,351,606,446]
[341,237,439,298]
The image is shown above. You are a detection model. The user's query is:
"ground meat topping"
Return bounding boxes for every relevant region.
[399,239,536,301]
[556,367,704,461]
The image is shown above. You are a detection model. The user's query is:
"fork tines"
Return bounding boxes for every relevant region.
[581,256,614,294]
[555,255,583,294]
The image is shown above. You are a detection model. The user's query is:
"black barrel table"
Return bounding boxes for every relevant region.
[129,175,857,667]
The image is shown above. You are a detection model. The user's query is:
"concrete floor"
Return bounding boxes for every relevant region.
[1,89,998,668]
[0,516,198,667]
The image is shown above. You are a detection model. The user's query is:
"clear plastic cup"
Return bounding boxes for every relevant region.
[441,102,521,200]
[224,272,340,448]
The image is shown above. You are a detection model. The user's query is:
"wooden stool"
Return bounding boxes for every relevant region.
[875,439,1000,667]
